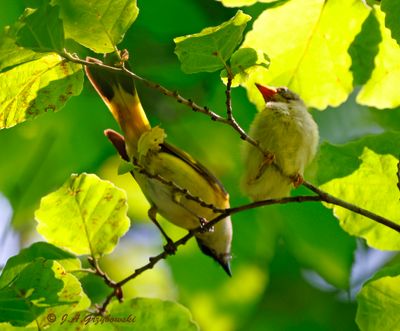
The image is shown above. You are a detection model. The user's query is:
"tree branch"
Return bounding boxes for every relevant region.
[59,50,269,157]
[97,195,321,312]
[302,180,400,233]
[397,157,400,194]
[131,157,225,214]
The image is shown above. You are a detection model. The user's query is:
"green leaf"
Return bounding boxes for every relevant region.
[34,273,90,330]
[242,0,369,110]
[118,159,137,175]
[0,243,90,328]
[0,324,35,330]
[309,131,400,185]
[137,126,166,158]
[230,48,269,75]
[320,148,400,250]
[221,48,270,85]
[0,242,80,288]
[365,0,380,6]
[35,173,130,256]
[52,0,139,53]
[218,0,280,7]
[0,53,83,129]
[381,0,400,46]
[356,7,400,108]
[0,258,67,326]
[78,272,111,306]
[174,10,252,73]
[0,25,41,72]
[349,11,382,86]
[16,4,64,52]
[356,265,400,331]
[105,298,199,331]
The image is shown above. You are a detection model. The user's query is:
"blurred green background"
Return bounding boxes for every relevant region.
[1,1,400,330]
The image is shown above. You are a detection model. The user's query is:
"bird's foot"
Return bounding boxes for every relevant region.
[148,206,176,254]
[291,173,304,188]
[199,217,214,233]
[255,152,276,180]
[263,152,275,165]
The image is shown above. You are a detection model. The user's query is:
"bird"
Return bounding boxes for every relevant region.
[84,55,233,276]
[241,84,319,201]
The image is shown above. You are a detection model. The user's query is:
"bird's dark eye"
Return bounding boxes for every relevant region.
[277,87,299,100]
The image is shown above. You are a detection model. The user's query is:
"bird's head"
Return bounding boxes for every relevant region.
[195,218,233,277]
[255,84,301,103]
[196,238,232,276]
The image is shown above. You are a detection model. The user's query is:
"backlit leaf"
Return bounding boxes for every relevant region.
[320,148,400,250]
[0,53,83,129]
[242,0,369,110]
[356,7,400,108]
[381,0,400,46]
[35,173,130,256]
[356,265,400,331]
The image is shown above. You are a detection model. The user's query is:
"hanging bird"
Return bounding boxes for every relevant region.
[85,56,233,276]
[241,84,319,201]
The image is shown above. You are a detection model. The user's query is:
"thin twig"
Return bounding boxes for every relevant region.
[59,50,268,157]
[99,195,322,311]
[131,157,225,214]
[99,188,400,312]
[88,256,123,315]
[397,157,400,194]
[87,256,117,288]
[118,195,322,286]
[70,268,97,274]
[225,71,234,120]
[302,180,400,233]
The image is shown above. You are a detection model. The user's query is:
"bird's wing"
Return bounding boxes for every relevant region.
[160,142,229,200]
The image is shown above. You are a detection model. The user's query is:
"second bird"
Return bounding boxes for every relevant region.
[241,84,319,201]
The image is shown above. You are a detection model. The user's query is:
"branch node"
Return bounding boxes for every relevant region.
[115,287,123,302]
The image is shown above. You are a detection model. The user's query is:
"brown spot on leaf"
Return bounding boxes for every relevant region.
[59,94,67,103]
[103,193,113,202]
[27,109,38,116]
[68,188,82,196]
[59,60,70,76]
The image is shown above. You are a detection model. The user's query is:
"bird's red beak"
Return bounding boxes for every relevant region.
[255,84,277,102]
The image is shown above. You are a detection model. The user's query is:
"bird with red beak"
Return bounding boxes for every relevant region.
[241,84,319,200]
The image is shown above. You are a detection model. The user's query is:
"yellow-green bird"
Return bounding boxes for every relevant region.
[85,57,233,275]
[241,84,319,201]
